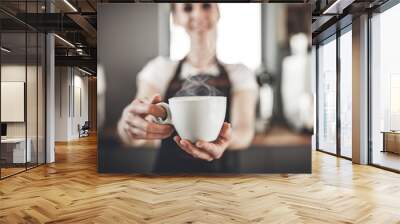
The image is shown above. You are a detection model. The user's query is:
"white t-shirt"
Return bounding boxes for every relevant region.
[137,56,258,96]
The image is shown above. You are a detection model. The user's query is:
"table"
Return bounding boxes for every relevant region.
[381,131,400,154]
[1,138,31,164]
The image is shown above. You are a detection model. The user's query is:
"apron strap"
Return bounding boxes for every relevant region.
[171,57,229,83]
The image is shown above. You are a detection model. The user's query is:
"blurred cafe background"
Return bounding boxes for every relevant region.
[97,3,313,173]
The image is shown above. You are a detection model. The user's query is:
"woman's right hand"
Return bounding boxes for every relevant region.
[117,95,174,142]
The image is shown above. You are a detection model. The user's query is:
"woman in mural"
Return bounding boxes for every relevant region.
[117,3,258,172]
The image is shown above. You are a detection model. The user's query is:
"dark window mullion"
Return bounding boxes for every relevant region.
[25,0,28,171]
[336,29,341,157]
[316,44,320,150]
[36,0,39,168]
[0,22,2,179]
[367,11,373,165]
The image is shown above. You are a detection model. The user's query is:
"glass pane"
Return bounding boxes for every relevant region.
[311,45,317,151]
[1,30,27,177]
[26,0,39,169]
[340,29,352,158]
[38,33,45,165]
[27,31,38,169]
[317,37,337,154]
[371,4,400,171]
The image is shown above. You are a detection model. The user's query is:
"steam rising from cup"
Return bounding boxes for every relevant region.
[175,75,223,97]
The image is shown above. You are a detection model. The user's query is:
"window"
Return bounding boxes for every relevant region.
[339,28,352,158]
[370,3,400,171]
[169,3,262,70]
[312,45,317,150]
[0,2,46,179]
[317,36,337,154]
[390,74,400,130]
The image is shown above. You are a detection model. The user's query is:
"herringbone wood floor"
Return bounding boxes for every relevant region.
[1,135,400,224]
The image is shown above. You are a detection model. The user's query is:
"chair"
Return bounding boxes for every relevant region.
[78,121,90,138]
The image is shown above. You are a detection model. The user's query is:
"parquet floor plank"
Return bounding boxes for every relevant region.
[1,135,400,223]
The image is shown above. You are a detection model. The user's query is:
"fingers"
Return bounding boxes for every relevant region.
[123,123,171,139]
[172,122,233,160]
[150,95,162,104]
[127,94,165,118]
[148,94,165,118]
[120,95,173,140]
[123,111,173,139]
[147,104,167,119]
[195,140,223,159]
[132,94,161,104]
[174,136,214,161]
[211,122,232,145]
[128,115,173,134]
[128,100,166,118]
[191,123,232,159]
[123,123,138,140]
[219,122,232,141]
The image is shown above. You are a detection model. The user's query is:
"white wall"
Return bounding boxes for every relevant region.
[1,63,46,164]
[71,73,89,138]
[55,67,89,141]
[1,65,26,138]
[55,66,68,141]
[1,65,40,138]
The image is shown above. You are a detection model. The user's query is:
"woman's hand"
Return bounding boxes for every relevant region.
[173,122,232,161]
[118,95,174,143]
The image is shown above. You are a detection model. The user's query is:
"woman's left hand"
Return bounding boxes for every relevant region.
[173,122,232,161]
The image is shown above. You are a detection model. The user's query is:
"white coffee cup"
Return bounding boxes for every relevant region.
[155,96,226,143]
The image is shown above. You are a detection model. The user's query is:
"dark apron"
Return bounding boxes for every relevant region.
[153,58,235,173]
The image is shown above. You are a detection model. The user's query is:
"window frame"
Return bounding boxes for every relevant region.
[314,19,353,160]
[367,0,400,173]
[0,1,47,180]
